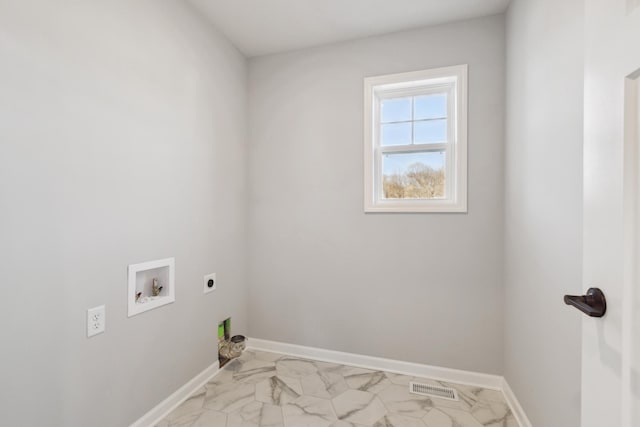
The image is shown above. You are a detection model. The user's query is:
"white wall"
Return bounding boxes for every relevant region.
[247,15,506,374]
[0,1,248,425]
[504,0,583,425]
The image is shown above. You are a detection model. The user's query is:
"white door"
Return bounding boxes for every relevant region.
[582,0,640,426]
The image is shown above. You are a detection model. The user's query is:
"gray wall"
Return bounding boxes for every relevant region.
[504,0,583,425]
[0,1,248,425]
[0,1,586,424]
[247,15,506,374]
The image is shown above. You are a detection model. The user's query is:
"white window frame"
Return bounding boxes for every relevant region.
[364,65,468,213]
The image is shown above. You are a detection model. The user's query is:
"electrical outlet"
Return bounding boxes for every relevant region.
[87,305,105,337]
[203,273,216,294]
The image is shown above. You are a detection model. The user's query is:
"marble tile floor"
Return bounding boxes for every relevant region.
[157,350,518,427]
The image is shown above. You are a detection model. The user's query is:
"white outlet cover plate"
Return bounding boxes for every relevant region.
[87,305,105,337]
[204,273,216,294]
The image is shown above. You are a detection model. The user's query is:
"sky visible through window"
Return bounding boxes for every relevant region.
[380,94,447,175]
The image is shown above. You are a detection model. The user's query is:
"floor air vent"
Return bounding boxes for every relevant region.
[409,382,458,401]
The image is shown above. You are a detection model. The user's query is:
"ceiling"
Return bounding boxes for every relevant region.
[188,0,511,57]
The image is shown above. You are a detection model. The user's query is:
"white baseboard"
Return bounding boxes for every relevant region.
[247,338,503,390]
[501,378,533,427]
[129,361,220,427]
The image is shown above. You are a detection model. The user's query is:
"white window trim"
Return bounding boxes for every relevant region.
[363,65,468,213]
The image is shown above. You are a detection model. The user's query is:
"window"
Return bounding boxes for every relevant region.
[364,65,467,212]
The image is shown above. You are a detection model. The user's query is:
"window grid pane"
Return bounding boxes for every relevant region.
[379,94,448,147]
[380,98,411,123]
[381,122,411,146]
[414,94,447,120]
[414,119,447,144]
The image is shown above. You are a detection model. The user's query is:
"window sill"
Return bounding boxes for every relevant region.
[364,201,467,213]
